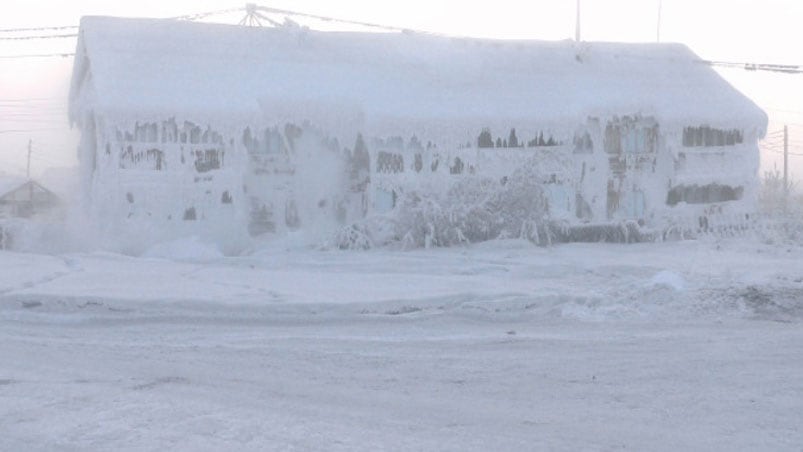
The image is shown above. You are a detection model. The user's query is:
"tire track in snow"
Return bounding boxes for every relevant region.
[0,256,83,299]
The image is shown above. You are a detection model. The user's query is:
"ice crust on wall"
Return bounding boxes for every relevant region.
[69,17,767,137]
[67,16,769,251]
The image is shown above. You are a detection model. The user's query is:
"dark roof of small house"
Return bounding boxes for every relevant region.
[0,176,58,201]
[0,176,30,198]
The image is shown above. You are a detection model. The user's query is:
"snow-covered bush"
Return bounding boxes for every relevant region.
[759,167,796,215]
[752,167,803,245]
[335,157,552,249]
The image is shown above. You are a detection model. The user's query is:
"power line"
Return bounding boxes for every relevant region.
[248,4,421,34]
[767,148,803,157]
[0,6,241,33]
[0,52,74,59]
[0,128,63,134]
[0,25,78,33]
[766,107,803,116]
[0,97,64,102]
[0,4,799,73]
[0,33,78,41]
[172,7,244,21]
[703,60,803,74]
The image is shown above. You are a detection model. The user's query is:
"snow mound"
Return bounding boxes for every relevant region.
[648,271,686,292]
[142,236,223,261]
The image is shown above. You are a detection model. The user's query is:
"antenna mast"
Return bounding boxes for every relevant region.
[657,0,663,42]
[27,139,31,179]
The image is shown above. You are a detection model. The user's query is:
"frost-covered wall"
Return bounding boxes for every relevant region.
[79,116,247,250]
[68,17,768,248]
[364,116,762,230]
[68,111,763,248]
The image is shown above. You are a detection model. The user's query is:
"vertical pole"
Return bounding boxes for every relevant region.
[27,139,33,214]
[575,0,581,42]
[784,125,789,211]
[27,139,32,179]
[657,0,662,42]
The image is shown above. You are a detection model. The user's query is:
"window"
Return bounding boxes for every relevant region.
[573,131,593,154]
[376,151,404,173]
[682,126,743,147]
[604,117,657,154]
[666,184,743,205]
[194,149,221,173]
[119,146,164,170]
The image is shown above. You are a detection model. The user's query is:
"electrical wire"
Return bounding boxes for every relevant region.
[0,2,800,75]
[250,4,419,33]
[704,60,803,74]
[0,33,78,41]
[0,25,78,33]
[0,128,64,134]
[0,52,74,59]
[171,7,244,21]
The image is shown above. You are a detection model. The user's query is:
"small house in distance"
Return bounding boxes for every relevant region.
[68,16,767,246]
[0,176,61,250]
[0,176,60,220]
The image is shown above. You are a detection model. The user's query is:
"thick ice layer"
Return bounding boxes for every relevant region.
[66,16,768,251]
[70,16,767,139]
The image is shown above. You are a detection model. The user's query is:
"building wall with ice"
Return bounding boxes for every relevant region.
[68,16,768,246]
[364,116,762,231]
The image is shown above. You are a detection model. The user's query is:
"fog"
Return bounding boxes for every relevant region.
[2,3,803,451]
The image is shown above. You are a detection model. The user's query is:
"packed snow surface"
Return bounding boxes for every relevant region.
[142,236,224,261]
[1,238,803,450]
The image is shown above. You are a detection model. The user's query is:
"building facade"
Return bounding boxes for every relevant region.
[69,17,767,246]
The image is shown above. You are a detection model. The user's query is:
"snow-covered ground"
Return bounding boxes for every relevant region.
[1,238,803,450]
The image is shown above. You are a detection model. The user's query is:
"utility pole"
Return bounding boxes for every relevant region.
[26,139,32,179]
[575,0,581,42]
[784,125,789,211]
[657,0,662,42]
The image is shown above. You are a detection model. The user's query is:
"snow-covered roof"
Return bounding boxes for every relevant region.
[70,16,767,137]
[0,175,30,198]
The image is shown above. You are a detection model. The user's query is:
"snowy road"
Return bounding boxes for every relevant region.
[1,239,803,450]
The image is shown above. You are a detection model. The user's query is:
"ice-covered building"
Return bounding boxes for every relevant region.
[68,16,767,246]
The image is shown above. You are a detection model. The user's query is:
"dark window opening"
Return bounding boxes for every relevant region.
[183,207,197,221]
[376,151,404,173]
[195,149,221,173]
[527,131,560,147]
[573,131,593,154]
[414,153,423,172]
[285,200,300,229]
[666,184,743,206]
[478,128,494,148]
[450,157,464,175]
[682,126,743,147]
[604,118,657,154]
[119,147,164,170]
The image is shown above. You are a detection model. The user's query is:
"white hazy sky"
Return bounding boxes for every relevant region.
[1,0,802,178]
